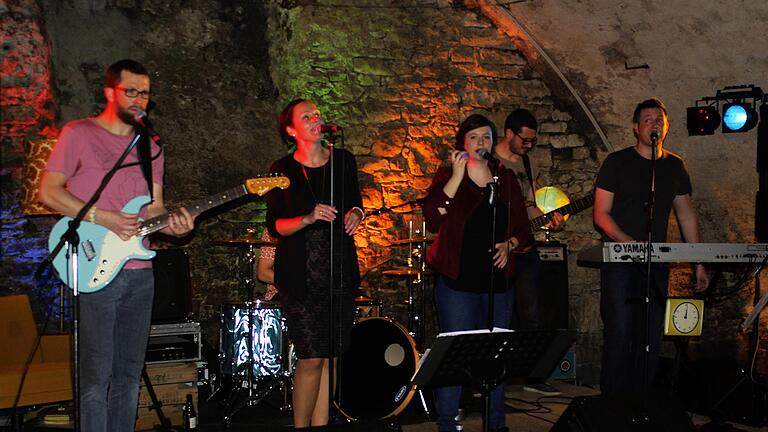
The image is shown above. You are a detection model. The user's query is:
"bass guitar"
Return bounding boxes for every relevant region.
[48,175,289,292]
[530,194,594,231]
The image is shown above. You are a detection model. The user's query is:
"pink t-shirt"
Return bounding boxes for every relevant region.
[46,118,164,269]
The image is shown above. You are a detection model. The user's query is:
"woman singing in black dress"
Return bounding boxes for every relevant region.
[266,99,364,429]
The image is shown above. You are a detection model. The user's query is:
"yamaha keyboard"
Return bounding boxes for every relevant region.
[599,242,768,263]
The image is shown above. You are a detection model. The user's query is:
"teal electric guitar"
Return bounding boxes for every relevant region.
[48,176,289,292]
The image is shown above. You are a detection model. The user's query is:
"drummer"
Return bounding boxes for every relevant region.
[257,227,279,302]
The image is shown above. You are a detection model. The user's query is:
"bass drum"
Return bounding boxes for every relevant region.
[336,317,418,420]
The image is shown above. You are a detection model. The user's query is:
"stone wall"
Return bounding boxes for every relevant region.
[0,0,59,321]
[474,0,768,376]
[2,0,766,386]
[264,0,603,379]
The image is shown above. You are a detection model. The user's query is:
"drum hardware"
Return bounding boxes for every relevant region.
[214,233,293,424]
[384,234,433,350]
[388,235,435,245]
[353,295,383,321]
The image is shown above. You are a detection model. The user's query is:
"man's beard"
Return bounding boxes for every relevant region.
[117,106,140,127]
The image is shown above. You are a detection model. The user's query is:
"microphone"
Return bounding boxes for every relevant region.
[320,124,341,133]
[476,148,500,165]
[650,128,661,141]
[134,109,161,144]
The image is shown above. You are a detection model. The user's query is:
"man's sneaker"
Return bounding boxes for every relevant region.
[522,382,562,396]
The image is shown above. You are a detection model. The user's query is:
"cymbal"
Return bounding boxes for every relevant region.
[212,239,278,247]
[353,295,380,303]
[390,236,435,245]
[382,267,432,277]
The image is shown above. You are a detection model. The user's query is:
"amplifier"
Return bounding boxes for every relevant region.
[146,322,201,364]
[536,242,569,330]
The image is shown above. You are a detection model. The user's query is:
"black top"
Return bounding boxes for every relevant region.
[443,181,509,293]
[595,146,692,242]
[266,148,363,301]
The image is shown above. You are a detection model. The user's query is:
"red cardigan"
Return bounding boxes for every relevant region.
[423,165,530,280]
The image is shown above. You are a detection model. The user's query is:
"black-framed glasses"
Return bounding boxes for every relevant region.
[518,135,538,146]
[113,87,151,99]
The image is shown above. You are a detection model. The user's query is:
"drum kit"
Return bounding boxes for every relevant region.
[212,236,294,423]
[212,224,436,424]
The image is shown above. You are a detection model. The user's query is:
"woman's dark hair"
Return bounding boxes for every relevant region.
[105,59,148,88]
[454,113,497,151]
[278,98,310,146]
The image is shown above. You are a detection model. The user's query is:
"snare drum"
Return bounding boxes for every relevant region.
[353,296,382,320]
[220,302,291,377]
[336,317,418,420]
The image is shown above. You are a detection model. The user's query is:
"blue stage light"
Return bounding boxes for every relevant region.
[722,102,758,133]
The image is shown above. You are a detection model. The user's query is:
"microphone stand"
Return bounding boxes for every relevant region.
[40,132,144,432]
[486,173,499,332]
[481,163,500,432]
[639,133,658,423]
[325,131,337,425]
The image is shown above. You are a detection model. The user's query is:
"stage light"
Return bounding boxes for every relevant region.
[686,105,720,136]
[722,102,758,133]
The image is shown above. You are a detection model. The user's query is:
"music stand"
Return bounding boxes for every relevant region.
[412,328,575,432]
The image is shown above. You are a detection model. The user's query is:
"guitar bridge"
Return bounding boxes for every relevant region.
[82,240,96,261]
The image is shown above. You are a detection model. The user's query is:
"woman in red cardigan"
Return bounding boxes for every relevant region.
[423,114,530,432]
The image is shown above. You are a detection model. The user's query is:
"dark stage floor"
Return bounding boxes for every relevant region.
[6,380,767,432]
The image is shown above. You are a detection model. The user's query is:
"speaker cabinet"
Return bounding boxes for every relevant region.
[537,242,568,330]
[152,249,192,324]
[552,394,694,432]
[677,356,768,427]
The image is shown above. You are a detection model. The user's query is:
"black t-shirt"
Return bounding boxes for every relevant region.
[595,146,692,242]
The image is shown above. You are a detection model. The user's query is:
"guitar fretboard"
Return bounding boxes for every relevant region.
[138,184,248,236]
[530,195,594,231]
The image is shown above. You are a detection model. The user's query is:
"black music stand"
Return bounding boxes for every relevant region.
[412,328,575,432]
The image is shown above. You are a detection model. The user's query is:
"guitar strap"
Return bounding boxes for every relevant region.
[521,154,537,248]
[136,132,154,200]
[522,154,536,199]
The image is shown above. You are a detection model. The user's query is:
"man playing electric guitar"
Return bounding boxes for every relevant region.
[39,59,195,432]
[494,108,565,396]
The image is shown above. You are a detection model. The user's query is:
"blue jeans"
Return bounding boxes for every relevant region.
[434,275,513,431]
[79,268,154,432]
[600,263,667,397]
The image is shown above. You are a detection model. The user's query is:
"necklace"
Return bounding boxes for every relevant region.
[301,162,327,205]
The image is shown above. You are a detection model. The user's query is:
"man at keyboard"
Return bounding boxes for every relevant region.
[593,97,709,397]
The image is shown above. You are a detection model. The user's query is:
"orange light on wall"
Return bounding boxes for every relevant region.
[20,137,58,215]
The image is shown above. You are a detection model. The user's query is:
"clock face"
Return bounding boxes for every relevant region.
[672,302,700,334]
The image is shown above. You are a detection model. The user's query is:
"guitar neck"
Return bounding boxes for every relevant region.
[138,184,248,236]
[530,196,594,230]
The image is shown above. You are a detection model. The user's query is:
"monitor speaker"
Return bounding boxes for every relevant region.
[552,393,694,432]
[151,248,192,324]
